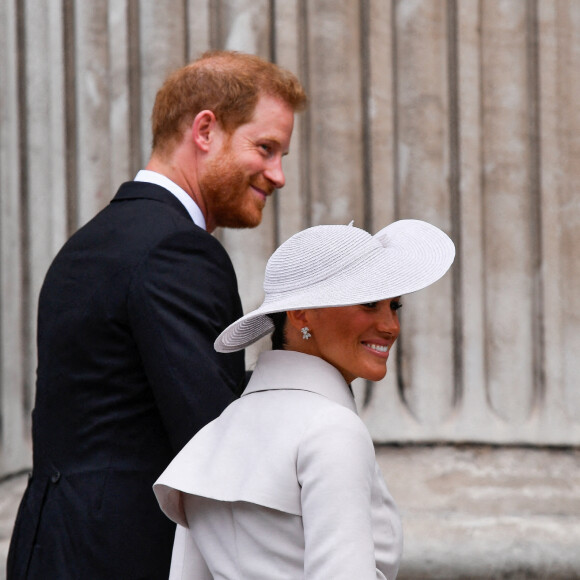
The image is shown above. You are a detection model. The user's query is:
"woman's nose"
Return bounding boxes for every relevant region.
[377,309,400,337]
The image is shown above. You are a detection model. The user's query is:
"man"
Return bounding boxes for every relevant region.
[8,50,307,579]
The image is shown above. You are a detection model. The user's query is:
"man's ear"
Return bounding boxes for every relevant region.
[191,110,219,152]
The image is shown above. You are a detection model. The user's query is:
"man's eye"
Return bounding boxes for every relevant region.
[260,144,271,153]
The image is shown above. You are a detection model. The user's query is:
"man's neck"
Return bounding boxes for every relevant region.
[145,154,213,232]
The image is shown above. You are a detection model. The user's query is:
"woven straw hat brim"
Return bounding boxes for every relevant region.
[215,219,455,353]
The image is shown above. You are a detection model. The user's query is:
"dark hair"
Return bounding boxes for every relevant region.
[266,311,287,350]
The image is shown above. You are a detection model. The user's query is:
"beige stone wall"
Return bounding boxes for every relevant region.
[1,1,579,577]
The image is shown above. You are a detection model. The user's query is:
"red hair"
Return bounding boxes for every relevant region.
[151,50,307,156]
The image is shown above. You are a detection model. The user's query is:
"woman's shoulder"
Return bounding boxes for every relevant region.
[297,401,375,462]
[302,400,372,439]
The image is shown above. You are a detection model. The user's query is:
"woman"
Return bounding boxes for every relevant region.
[154,219,455,579]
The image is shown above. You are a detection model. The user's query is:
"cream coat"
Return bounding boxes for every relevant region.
[154,350,403,579]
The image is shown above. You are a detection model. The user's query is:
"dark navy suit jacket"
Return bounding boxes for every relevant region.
[8,181,246,579]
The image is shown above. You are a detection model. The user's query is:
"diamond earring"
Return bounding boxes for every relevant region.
[301,327,311,340]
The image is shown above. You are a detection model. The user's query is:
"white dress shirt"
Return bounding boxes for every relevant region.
[134,170,206,230]
[154,350,403,579]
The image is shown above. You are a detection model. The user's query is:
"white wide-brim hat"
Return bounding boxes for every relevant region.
[215,219,455,353]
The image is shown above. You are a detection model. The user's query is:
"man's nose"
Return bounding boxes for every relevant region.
[264,157,285,189]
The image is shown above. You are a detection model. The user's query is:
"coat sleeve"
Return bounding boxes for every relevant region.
[168,525,212,580]
[297,406,388,580]
[128,228,246,452]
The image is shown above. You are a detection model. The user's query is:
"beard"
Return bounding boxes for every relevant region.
[200,144,272,229]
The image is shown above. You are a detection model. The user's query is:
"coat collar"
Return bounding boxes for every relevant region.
[243,350,358,414]
[134,170,206,229]
[111,181,193,222]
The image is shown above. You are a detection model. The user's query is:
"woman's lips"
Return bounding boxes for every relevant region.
[362,342,391,358]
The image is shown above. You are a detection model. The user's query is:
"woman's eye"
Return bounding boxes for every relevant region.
[363,302,378,309]
[391,301,403,311]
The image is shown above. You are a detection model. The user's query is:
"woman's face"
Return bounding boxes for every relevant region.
[304,298,402,384]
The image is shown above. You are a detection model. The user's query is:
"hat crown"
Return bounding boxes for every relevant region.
[263,225,379,295]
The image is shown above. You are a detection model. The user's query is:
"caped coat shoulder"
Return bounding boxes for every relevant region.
[8,181,246,579]
[155,350,403,579]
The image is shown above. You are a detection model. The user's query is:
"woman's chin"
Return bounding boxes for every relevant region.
[361,367,388,383]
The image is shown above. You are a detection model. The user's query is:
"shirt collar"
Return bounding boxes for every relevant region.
[243,350,358,414]
[134,170,206,230]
